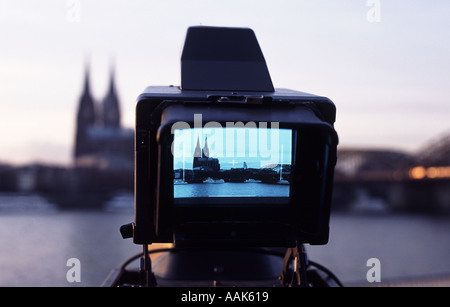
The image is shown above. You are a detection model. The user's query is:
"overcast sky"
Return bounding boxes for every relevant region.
[1,0,449,165]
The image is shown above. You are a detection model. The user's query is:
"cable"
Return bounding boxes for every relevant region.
[308,260,344,287]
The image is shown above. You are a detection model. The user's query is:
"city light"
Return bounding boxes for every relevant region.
[409,166,450,180]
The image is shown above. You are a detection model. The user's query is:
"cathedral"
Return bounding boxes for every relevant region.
[193,137,220,172]
[74,64,133,171]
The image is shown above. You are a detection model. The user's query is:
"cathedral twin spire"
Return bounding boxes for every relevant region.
[193,136,220,171]
[77,62,121,129]
[194,136,210,158]
[75,61,121,158]
[76,63,94,124]
[102,65,121,128]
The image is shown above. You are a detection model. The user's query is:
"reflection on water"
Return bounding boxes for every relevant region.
[0,193,57,212]
[102,192,134,213]
[0,193,449,286]
[308,213,450,284]
[0,193,139,287]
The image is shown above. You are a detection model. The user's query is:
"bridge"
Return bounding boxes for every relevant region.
[333,132,450,213]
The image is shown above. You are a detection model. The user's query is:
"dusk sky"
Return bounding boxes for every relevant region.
[1,1,449,165]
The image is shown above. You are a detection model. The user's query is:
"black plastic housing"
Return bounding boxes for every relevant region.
[132,87,337,247]
[128,26,338,247]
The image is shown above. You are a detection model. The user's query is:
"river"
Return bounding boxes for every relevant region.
[0,192,449,287]
[174,182,290,198]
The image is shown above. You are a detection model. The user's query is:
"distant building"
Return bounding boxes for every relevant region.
[74,64,133,171]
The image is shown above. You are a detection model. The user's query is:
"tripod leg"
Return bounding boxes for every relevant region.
[280,243,308,287]
[139,244,157,287]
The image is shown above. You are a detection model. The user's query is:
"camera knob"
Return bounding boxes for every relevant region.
[120,223,134,239]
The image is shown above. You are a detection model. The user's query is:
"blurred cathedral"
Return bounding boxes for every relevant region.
[74,64,133,171]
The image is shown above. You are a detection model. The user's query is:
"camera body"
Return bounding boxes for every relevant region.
[127,26,338,248]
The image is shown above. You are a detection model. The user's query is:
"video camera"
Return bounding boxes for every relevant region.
[121,26,338,248]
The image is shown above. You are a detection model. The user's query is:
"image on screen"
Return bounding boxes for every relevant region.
[172,126,293,206]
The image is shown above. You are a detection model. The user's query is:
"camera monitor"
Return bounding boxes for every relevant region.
[148,101,337,247]
[173,127,292,206]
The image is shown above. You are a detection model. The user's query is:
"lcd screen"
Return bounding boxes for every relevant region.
[173,127,293,206]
